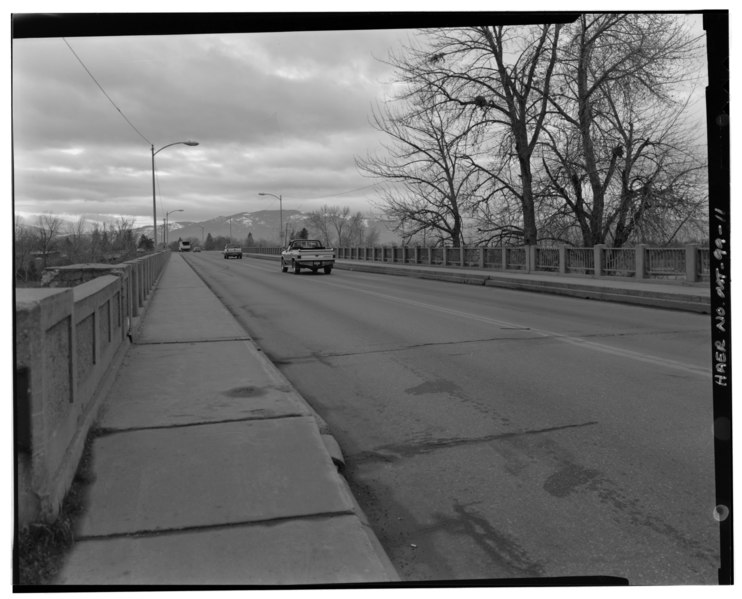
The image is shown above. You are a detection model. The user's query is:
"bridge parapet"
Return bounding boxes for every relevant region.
[328,244,709,283]
[15,251,169,528]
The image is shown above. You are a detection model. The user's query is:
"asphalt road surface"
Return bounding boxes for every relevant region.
[184,252,719,585]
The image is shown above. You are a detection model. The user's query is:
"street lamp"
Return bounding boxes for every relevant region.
[258,192,283,245]
[165,209,184,248]
[151,140,199,247]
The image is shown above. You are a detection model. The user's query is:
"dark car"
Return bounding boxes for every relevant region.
[223,245,243,259]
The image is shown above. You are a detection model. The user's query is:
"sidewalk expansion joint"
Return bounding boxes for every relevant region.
[93,414,311,437]
[74,510,361,542]
[133,337,252,346]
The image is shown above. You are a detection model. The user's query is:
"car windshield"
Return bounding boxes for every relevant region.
[291,240,323,249]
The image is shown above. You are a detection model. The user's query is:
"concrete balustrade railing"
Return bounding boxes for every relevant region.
[244,244,708,283]
[330,244,710,283]
[15,251,169,528]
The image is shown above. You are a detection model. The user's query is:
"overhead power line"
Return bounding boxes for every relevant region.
[62,37,152,146]
[299,183,385,201]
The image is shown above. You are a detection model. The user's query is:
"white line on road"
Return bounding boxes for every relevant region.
[317,275,711,378]
[238,258,709,377]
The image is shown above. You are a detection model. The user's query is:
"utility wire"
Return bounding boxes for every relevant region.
[63,37,152,146]
[299,183,385,201]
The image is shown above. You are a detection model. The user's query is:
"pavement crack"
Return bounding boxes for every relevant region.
[349,421,599,463]
[578,328,707,341]
[271,334,547,363]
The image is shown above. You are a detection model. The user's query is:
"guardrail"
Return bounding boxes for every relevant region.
[15,251,169,528]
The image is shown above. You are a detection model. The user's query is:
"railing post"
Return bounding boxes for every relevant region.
[635,244,647,279]
[443,246,448,266]
[686,244,698,282]
[414,246,419,265]
[594,244,606,277]
[559,245,567,274]
[479,247,485,269]
[502,247,508,271]
[527,245,536,273]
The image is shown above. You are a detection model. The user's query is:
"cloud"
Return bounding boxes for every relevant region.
[12,23,418,225]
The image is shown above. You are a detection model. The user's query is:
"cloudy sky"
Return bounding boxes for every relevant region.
[10,3,723,235]
[12,12,428,230]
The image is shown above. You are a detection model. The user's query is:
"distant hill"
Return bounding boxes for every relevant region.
[17,209,403,247]
[154,210,403,246]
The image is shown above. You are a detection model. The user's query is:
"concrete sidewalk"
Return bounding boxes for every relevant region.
[54,253,399,586]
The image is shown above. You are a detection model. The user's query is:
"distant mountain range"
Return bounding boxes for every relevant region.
[138,210,403,246]
[17,209,404,247]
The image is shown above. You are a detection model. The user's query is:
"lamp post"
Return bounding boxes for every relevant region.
[152,140,199,247]
[258,192,283,246]
[165,209,184,248]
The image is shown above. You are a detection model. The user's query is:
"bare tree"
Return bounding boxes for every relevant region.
[111,216,136,256]
[609,95,708,246]
[343,211,374,246]
[15,216,38,282]
[329,206,351,246]
[89,224,107,261]
[64,216,89,263]
[540,13,705,246]
[388,24,563,245]
[305,206,330,247]
[363,225,380,247]
[36,213,63,269]
[357,93,485,246]
[305,206,377,247]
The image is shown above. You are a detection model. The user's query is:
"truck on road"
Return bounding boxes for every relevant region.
[281,239,335,274]
[179,240,191,252]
